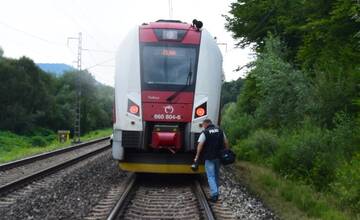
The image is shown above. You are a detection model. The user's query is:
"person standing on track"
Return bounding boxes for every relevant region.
[194,119,229,202]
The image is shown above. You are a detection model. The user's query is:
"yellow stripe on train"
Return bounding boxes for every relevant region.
[119,162,205,174]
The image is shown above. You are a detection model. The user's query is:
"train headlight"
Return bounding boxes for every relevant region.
[196,107,205,117]
[129,105,139,114]
[163,30,178,40]
[128,100,140,116]
[154,29,186,41]
[195,102,207,118]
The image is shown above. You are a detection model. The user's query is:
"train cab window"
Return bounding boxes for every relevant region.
[142,46,197,88]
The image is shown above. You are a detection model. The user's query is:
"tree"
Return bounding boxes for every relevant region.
[225,0,360,72]
[222,1,360,213]
[236,36,312,128]
[0,57,54,132]
[225,0,360,127]
[0,56,114,134]
[225,0,306,60]
[0,47,3,57]
[53,71,113,134]
[221,77,244,108]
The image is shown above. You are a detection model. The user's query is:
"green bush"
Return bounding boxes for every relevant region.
[221,103,256,144]
[272,123,340,189]
[309,152,338,189]
[330,112,359,159]
[27,127,54,136]
[250,130,278,158]
[331,153,360,212]
[28,128,56,144]
[233,113,359,191]
[31,136,48,147]
[234,140,259,161]
[234,35,312,129]
[0,131,30,151]
[225,114,256,145]
[234,114,256,139]
[44,134,56,143]
[235,129,279,162]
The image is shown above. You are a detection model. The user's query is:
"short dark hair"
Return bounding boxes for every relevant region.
[203,119,212,124]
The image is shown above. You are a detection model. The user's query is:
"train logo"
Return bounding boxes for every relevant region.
[164,105,174,114]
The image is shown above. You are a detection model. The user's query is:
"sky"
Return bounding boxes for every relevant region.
[0,0,254,86]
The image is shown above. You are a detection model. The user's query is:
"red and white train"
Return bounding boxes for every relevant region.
[112,19,223,173]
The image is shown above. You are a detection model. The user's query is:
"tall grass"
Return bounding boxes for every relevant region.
[234,162,355,220]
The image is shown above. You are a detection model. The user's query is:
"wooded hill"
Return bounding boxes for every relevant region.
[0,55,113,136]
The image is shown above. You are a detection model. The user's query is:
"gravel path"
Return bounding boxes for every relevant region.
[219,165,278,220]
[0,150,127,220]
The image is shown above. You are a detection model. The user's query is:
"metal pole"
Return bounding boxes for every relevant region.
[67,32,82,143]
[168,0,173,19]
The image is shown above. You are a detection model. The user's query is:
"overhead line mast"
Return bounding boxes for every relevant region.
[67,32,82,143]
[168,0,173,19]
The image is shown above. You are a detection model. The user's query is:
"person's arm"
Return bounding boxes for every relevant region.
[194,141,204,162]
[194,133,206,162]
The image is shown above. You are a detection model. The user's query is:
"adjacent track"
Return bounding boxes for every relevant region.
[0,137,109,171]
[106,174,217,220]
[0,137,110,196]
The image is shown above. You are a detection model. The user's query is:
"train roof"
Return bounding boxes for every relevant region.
[141,20,195,30]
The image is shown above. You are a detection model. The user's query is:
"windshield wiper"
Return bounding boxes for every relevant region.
[166,59,193,102]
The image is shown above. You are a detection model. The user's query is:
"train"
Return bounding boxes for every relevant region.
[112,19,223,174]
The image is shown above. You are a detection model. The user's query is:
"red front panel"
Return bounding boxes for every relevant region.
[182,31,201,44]
[142,103,193,122]
[139,28,158,43]
[139,22,199,122]
[142,91,194,122]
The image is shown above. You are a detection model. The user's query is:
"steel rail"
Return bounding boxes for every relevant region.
[0,144,111,196]
[106,175,215,220]
[106,173,137,220]
[194,180,216,220]
[0,137,109,171]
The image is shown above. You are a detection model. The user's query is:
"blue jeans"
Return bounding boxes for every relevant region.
[205,159,220,197]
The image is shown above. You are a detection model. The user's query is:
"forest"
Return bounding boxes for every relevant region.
[221,0,359,217]
[0,55,113,142]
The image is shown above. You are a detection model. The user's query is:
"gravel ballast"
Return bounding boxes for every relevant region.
[1,150,277,220]
[219,165,278,220]
[0,151,127,220]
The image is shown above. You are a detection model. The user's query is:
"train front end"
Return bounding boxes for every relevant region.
[113,20,223,173]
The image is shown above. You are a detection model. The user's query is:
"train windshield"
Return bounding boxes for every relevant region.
[142,46,197,87]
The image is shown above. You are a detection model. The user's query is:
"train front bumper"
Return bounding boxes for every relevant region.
[119,162,205,174]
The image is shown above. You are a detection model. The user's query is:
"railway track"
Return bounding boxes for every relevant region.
[0,136,237,219]
[0,137,110,196]
[98,174,235,220]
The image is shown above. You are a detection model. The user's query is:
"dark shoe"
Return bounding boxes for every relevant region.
[210,195,218,202]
